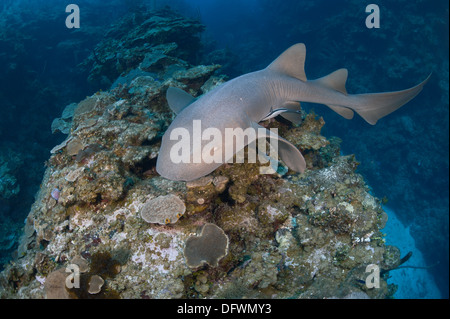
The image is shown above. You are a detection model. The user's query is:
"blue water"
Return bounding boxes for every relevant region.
[0,0,448,298]
[383,206,441,299]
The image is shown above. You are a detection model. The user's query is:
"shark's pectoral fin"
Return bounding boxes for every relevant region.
[280,101,303,124]
[251,122,306,173]
[281,101,301,111]
[280,112,303,124]
[166,87,195,114]
[277,137,306,173]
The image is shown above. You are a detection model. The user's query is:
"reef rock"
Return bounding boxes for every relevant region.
[0,9,401,300]
[80,8,206,88]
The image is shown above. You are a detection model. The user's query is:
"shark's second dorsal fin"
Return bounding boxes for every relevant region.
[266,43,307,82]
[315,68,348,95]
[166,87,195,114]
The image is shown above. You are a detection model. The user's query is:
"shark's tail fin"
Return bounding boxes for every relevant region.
[350,74,431,125]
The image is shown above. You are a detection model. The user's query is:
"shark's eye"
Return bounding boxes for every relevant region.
[164,218,171,224]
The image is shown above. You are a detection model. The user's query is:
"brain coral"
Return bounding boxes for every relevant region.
[184,223,229,268]
[140,194,186,225]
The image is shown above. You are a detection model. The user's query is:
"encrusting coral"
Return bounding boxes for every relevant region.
[184,223,229,268]
[0,8,404,300]
[88,275,105,295]
[140,194,186,225]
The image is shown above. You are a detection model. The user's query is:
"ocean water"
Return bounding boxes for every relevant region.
[382,206,441,299]
[0,0,448,299]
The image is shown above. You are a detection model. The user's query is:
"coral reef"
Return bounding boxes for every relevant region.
[0,4,417,299]
[0,1,139,258]
[79,8,206,89]
[184,223,229,268]
[140,194,186,225]
[43,268,71,299]
[0,51,399,299]
[88,275,105,294]
[222,0,448,296]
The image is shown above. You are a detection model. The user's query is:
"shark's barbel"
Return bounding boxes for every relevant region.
[156,43,430,181]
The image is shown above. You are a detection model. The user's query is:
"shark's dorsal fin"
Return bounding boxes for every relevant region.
[266,43,307,82]
[166,87,195,114]
[315,68,348,95]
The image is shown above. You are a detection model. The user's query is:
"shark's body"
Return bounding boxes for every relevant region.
[156,43,430,181]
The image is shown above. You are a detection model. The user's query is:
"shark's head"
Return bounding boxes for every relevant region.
[156,101,256,181]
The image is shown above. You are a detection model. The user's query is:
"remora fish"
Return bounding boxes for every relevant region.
[156,43,430,181]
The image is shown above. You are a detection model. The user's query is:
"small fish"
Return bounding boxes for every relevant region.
[157,43,430,181]
[355,279,366,285]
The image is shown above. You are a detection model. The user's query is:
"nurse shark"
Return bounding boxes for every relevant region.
[156,43,430,181]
